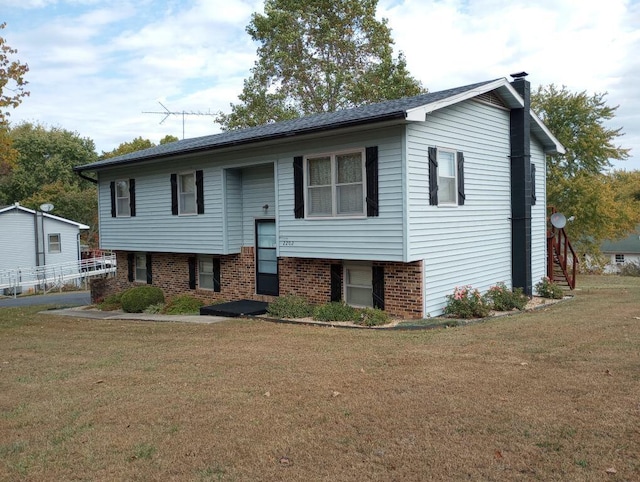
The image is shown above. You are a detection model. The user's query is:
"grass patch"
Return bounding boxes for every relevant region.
[0,275,638,480]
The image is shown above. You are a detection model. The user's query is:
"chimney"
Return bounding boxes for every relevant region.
[510,71,533,295]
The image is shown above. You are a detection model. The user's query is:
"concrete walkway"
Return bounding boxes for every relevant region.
[44,306,234,324]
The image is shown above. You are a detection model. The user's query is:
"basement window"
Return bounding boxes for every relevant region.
[344,263,373,308]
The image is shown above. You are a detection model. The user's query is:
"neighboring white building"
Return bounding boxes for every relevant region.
[0,202,89,273]
[601,228,640,273]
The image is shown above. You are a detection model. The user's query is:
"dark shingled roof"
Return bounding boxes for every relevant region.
[601,228,640,254]
[75,79,498,172]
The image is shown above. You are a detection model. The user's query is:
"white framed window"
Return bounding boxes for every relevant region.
[198,256,215,290]
[48,234,61,253]
[116,179,131,217]
[437,149,457,205]
[344,263,373,308]
[178,172,196,215]
[615,254,625,264]
[305,149,365,217]
[135,253,147,282]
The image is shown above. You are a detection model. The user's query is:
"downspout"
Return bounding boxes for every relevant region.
[510,72,533,295]
[76,170,98,184]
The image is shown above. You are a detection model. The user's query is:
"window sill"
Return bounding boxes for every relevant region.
[304,215,368,220]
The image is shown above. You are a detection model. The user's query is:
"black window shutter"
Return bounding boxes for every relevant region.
[457,152,465,206]
[188,257,196,290]
[170,174,178,215]
[330,264,342,302]
[196,170,204,214]
[110,181,116,217]
[127,253,135,282]
[365,146,379,217]
[146,253,152,284]
[213,258,221,293]
[293,156,304,218]
[531,164,537,205]
[129,179,136,216]
[428,147,438,206]
[372,266,385,310]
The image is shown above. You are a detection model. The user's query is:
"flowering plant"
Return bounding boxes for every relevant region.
[534,277,564,299]
[484,282,529,311]
[444,285,491,319]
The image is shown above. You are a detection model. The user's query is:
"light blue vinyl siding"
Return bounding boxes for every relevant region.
[224,169,243,253]
[242,164,275,246]
[406,99,514,316]
[277,126,405,262]
[531,139,547,285]
[99,159,225,254]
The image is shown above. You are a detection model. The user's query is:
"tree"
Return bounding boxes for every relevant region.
[0,22,29,125]
[0,122,97,204]
[0,22,29,184]
[159,134,179,145]
[531,85,637,252]
[101,136,155,159]
[217,0,424,130]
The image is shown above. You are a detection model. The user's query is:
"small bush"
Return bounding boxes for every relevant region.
[619,260,640,277]
[267,295,313,318]
[534,277,564,299]
[144,303,165,314]
[484,282,529,311]
[444,285,491,319]
[120,286,165,313]
[99,292,123,311]
[163,295,203,315]
[313,302,358,322]
[355,307,390,326]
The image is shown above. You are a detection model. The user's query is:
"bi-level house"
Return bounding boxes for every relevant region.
[75,74,563,318]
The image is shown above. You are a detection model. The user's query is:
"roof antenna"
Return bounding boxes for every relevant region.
[142,102,216,139]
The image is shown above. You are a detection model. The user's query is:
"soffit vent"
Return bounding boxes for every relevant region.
[475,90,508,108]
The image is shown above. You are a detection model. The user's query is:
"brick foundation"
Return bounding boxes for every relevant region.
[102,251,424,319]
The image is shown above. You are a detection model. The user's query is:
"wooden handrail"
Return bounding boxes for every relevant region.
[547,226,578,289]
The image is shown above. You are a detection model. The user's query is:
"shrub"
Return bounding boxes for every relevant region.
[120,286,165,313]
[98,292,123,311]
[355,307,390,326]
[484,282,529,311]
[267,295,313,318]
[444,285,491,319]
[144,303,165,314]
[619,260,640,277]
[313,302,358,322]
[534,277,564,299]
[163,295,203,315]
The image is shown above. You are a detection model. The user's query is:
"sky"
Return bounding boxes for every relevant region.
[2,0,639,171]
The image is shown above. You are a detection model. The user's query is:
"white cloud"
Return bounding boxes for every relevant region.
[3,0,639,170]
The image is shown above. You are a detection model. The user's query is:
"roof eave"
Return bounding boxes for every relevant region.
[74,111,408,173]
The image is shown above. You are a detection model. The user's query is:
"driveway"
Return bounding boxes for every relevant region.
[0,291,91,308]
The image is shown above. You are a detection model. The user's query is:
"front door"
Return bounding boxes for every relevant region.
[256,219,278,295]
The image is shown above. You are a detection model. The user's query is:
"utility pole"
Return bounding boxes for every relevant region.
[142,102,216,139]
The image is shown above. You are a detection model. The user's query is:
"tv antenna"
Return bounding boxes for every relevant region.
[142,101,216,139]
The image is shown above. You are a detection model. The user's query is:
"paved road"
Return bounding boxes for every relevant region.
[0,291,91,308]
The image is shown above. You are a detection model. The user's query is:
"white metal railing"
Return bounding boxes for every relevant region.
[0,253,117,296]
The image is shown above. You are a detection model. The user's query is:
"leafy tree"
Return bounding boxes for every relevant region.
[159,134,179,145]
[532,85,630,177]
[0,122,97,204]
[217,0,424,130]
[0,23,29,185]
[22,181,99,247]
[531,85,637,252]
[0,22,29,125]
[101,136,155,159]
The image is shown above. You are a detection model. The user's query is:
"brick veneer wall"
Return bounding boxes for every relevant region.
[278,257,424,319]
[102,251,424,319]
